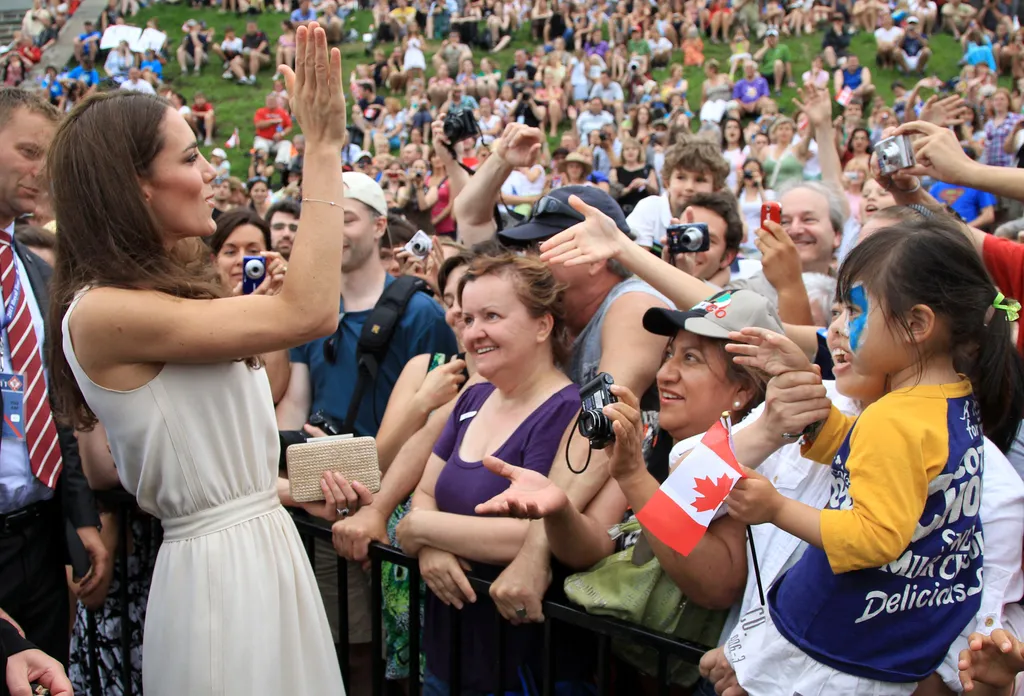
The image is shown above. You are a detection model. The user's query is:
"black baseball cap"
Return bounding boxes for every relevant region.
[498,185,632,247]
[643,289,783,339]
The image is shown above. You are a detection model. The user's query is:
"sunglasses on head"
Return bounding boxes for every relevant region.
[528,195,586,223]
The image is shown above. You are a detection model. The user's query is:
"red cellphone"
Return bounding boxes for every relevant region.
[761,202,782,227]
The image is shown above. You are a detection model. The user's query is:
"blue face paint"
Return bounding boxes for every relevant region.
[848,284,869,353]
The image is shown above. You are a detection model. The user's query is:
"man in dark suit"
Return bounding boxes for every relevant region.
[2,616,73,696]
[0,88,107,667]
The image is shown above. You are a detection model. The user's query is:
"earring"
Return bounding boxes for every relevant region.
[733,401,742,409]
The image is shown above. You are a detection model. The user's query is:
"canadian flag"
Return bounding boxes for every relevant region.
[636,420,745,557]
[225,128,240,149]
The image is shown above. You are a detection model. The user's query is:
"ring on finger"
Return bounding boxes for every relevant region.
[515,607,529,619]
[780,432,802,440]
[337,506,350,518]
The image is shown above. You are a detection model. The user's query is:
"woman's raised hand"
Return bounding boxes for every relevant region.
[603,384,646,484]
[474,456,570,519]
[893,120,977,187]
[279,22,346,148]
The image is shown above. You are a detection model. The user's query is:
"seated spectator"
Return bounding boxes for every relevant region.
[834,53,875,106]
[942,0,977,37]
[177,19,210,77]
[388,0,417,38]
[589,70,625,119]
[754,28,795,94]
[874,14,904,70]
[229,20,271,86]
[119,66,155,94]
[394,252,582,694]
[212,25,243,75]
[191,91,216,146]
[74,19,101,62]
[15,35,41,69]
[34,13,59,52]
[67,56,101,91]
[252,93,293,169]
[963,26,998,71]
[276,21,297,72]
[139,49,163,86]
[733,60,770,116]
[896,17,932,74]
[576,96,615,140]
[822,13,853,68]
[290,0,317,26]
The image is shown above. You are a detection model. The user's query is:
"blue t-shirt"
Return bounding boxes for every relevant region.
[732,76,769,105]
[140,59,163,77]
[290,6,317,22]
[67,66,100,87]
[77,30,101,44]
[289,275,457,436]
[929,181,997,223]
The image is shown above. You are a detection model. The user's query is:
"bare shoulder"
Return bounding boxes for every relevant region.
[603,286,671,328]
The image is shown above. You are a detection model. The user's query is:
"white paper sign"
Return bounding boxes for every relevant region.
[100,25,141,50]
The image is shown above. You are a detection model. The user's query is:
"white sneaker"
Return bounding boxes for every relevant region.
[222,69,233,79]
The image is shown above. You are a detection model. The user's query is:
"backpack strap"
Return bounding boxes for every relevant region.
[341,275,427,434]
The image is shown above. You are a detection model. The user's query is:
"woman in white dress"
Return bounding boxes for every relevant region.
[46,23,352,696]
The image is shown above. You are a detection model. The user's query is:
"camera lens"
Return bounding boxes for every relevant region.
[244,259,265,279]
[578,409,613,448]
[411,241,428,256]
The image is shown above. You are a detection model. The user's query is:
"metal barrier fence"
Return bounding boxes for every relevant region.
[82,501,710,695]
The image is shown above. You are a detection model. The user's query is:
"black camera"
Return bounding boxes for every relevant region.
[667,223,710,254]
[278,410,345,463]
[578,372,618,449]
[443,108,480,144]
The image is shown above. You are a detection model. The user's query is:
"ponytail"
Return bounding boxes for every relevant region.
[969,303,1024,453]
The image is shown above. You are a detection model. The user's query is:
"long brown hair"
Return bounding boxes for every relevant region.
[47,91,227,430]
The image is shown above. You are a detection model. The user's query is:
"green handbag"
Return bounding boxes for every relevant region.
[563,519,726,687]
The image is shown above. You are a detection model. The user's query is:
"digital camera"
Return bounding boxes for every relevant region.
[442,108,480,144]
[875,134,916,175]
[578,372,618,449]
[404,230,433,259]
[667,223,710,254]
[242,256,266,294]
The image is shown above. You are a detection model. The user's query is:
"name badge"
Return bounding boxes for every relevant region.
[0,372,26,441]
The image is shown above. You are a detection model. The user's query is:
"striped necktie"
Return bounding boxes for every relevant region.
[0,232,62,488]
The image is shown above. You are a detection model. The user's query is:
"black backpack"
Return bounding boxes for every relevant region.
[322,275,428,435]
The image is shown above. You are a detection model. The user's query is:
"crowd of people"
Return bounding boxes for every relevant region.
[3,0,1024,690]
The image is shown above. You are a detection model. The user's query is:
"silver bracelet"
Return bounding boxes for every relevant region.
[301,197,340,206]
[890,178,921,194]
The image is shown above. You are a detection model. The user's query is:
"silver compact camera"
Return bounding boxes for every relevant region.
[403,230,432,259]
[875,134,916,175]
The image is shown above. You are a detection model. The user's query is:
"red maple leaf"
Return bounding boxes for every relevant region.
[691,474,735,513]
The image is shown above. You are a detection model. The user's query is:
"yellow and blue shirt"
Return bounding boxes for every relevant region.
[769,380,984,682]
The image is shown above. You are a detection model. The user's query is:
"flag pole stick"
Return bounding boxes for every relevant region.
[722,412,767,607]
[746,525,766,606]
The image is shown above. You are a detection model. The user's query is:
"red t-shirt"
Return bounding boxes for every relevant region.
[193,102,214,115]
[253,107,292,140]
[18,44,41,63]
[983,234,1024,353]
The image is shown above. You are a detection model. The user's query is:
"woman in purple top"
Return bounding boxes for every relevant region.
[396,253,582,694]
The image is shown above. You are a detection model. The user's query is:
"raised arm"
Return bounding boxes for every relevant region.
[67,24,349,368]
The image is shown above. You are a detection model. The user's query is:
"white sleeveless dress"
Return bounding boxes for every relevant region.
[61,291,345,696]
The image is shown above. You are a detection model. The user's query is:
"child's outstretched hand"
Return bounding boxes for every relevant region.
[725,467,783,526]
[725,327,813,376]
[959,628,1024,693]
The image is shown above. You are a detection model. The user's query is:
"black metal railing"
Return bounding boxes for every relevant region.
[290,513,710,696]
[81,501,710,696]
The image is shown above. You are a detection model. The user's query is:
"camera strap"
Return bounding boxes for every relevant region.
[342,275,427,434]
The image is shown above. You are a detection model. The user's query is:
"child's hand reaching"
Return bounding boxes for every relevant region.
[725,327,813,376]
[959,628,1024,694]
[725,467,783,526]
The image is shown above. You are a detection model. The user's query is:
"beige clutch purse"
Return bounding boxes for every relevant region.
[286,435,381,503]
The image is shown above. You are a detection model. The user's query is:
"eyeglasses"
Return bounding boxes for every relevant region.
[272,222,299,232]
[529,195,586,223]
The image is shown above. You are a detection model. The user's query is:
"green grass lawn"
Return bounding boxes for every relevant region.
[131,3,982,173]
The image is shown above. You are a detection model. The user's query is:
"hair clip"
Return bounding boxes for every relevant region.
[993,292,1021,323]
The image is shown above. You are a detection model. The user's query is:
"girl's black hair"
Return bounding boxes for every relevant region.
[836,218,1024,452]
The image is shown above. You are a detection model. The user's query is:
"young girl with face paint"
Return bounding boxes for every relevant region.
[716,218,1024,696]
